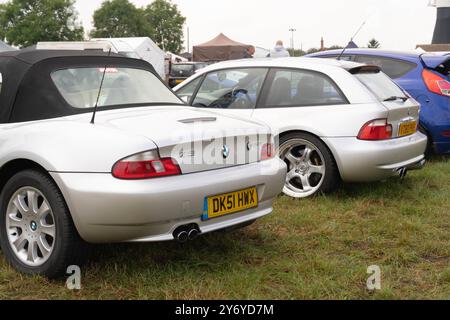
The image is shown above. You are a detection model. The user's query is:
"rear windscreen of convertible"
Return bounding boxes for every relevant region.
[51,67,182,108]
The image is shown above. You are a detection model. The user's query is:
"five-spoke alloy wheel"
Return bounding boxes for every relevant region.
[279,132,339,198]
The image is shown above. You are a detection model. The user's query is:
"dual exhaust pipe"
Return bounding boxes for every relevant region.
[396,159,426,179]
[173,224,201,243]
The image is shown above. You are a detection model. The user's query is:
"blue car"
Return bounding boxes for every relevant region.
[307,49,450,154]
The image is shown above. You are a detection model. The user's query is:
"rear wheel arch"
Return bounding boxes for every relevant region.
[0,160,87,277]
[276,130,343,180]
[0,159,49,196]
[0,159,81,235]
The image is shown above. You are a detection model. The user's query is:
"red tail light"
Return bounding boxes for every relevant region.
[357,119,393,141]
[261,143,275,160]
[422,69,450,97]
[112,150,181,179]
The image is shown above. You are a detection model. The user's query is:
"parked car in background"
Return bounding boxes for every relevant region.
[0,49,286,277]
[307,49,450,154]
[174,58,427,198]
[169,62,208,87]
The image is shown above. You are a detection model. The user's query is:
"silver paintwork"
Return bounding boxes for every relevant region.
[0,106,286,243]
[6,187,55,266]
[174,57,427,185]
[50,158,285,243]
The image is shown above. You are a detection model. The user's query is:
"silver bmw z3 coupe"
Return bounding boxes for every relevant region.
[174,58,428,198]
[0,49,286,277]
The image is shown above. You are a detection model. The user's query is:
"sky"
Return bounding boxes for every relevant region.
[2,0,440,51]
[72,0,438,52]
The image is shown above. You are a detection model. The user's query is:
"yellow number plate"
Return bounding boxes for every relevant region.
[203,187,258,220]
[399,121,417,137]
[175,79,184,84]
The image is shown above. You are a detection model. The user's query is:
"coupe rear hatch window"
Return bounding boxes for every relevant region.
[353,55,417,79]
[354,70,406,101]
[51,67,182,109]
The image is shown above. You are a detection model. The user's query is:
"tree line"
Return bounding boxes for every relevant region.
[0,0,186,53]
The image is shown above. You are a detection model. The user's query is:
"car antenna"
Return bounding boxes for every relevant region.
[337,20,367,61]
[91,48,112,124]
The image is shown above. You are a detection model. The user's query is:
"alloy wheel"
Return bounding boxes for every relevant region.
[5,187,56,267]
[279,139,326,198]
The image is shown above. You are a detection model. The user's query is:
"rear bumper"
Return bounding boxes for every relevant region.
[50,158,286,243]
[323,131,427,182]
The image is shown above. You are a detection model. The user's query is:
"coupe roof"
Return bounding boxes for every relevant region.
[309,48,424,58]
[196,57,365,74]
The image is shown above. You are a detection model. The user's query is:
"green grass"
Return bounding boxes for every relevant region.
[0,157,449,300]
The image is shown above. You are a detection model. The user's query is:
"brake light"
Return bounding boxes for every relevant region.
[112,150,181,179]
[357,119,393,140]
[422,69,450,97]
[261,143,275,160]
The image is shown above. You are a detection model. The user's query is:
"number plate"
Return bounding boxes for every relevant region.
[399,120,417,137]
[203,187,258,220]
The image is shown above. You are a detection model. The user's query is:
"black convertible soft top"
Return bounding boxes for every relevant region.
[0,49,161,123]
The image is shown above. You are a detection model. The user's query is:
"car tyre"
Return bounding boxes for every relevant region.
[278,132,339,198]
[0,169,86,278]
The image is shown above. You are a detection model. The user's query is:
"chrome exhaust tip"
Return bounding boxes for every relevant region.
[175,231,188,243]
[173,224,201,243]
[400,167,408,179]
[188,229,199,241]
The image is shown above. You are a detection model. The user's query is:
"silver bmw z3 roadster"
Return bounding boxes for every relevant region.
[0,49,286,277]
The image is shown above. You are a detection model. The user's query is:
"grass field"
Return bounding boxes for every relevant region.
[0,157,449,300]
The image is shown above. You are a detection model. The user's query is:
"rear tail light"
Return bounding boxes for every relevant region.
[422,69,450,97]
[357,119,393,140]
[442,131,450,138]
[261,143,275,160]
[112,150,181,179]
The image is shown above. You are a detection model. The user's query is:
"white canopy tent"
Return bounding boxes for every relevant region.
[92,37,166,79]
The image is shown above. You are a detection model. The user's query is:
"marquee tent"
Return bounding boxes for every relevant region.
[193,33,250,62]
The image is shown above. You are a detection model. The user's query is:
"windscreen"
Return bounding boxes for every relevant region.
[51,67,182,109]
[354,71,406,101]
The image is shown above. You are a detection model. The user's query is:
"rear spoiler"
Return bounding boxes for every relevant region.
[348,65,381,74]
[420,54,450,79]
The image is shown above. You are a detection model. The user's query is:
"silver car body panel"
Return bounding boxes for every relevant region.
[323,133,426,181]
[0,106,271,172]
[50,158,286,243]
[174,58,428,181]
[0,106,287,243]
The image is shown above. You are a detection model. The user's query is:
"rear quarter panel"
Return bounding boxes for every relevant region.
[0,119,157,173]
[252,102,387,138]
